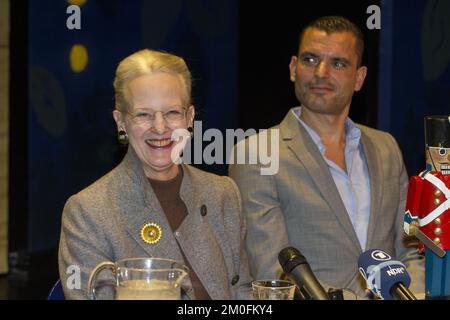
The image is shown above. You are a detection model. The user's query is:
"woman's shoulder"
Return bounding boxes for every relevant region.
[183,164,235,190]
[182,165,241,208]
[65,166,123,209]
[182,166,242,223]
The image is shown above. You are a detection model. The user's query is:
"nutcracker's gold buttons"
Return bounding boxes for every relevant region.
[434,228,442,236]
[140,222,163,245]
[434,198,441,205]
[435,218,442,225]
[434,190,442,196]
[433,237,441,245]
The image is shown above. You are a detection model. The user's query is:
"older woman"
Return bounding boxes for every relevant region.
[58,49,251,299]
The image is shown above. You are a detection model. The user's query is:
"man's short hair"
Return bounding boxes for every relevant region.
[298,16,365,67]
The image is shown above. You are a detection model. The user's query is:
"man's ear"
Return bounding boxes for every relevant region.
[289,56,298,82]
[354,66,368,92]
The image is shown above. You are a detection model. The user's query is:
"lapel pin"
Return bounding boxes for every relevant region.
[140,222,163,245]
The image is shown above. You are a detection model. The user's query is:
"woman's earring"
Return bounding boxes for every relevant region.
[118,130,129,145]
[187,126,193,138]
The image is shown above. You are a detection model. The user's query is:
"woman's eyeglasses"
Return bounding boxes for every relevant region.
[127,107,187,126]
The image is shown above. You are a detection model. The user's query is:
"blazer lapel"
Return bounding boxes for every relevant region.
[280,110,362,253]
[359,130,383,248]
[115,149,195,298]
[176,166,231,300]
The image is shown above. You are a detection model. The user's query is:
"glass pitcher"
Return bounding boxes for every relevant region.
[87,257,189,300]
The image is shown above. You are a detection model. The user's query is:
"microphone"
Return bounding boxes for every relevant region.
[278,247,329,300]
[358,249,417,300]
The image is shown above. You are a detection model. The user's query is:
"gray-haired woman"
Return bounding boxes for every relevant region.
[58,49,251,300]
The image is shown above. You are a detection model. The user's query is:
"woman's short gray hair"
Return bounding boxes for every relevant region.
[113,49,192,112]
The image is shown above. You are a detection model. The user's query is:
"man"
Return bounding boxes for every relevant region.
[229,16,424,299]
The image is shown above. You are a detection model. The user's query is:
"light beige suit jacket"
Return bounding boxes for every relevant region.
[229,109,425,298]
[59,148,251,299]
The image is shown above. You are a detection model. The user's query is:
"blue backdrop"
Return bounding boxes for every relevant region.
[27,0,238,252]
[379,0,450,177]
[24,0,450,253]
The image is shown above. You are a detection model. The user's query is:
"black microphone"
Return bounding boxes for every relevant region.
[278,247,329,300]
[358,249,417,300]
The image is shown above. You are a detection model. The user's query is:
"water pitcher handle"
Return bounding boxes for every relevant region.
[87,261,116,300]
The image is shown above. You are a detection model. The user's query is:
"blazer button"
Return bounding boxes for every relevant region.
[200,205,207,216]
[231,275,239,286]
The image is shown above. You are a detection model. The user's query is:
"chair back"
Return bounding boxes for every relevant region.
[47,279,65,300]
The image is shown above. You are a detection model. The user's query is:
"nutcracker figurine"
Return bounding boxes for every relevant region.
[404,115,450,298]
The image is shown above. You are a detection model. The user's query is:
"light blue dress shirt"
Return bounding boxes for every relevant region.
[293,107,371,250]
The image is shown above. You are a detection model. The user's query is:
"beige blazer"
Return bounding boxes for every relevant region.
[59,148,251,299]
[229,108,424,298]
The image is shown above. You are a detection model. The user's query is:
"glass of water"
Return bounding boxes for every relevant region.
[252,280,296,300]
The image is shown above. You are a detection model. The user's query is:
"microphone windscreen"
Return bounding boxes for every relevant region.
[358,249,411,300]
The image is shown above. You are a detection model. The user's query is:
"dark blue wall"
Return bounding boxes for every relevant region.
[27,0,238,252]
[379,0,450,176]
[19,0,450,254]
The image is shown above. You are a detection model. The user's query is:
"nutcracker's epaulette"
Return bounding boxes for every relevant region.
[419,170,431,178]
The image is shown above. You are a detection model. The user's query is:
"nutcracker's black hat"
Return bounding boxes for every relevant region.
[425,115,450,148]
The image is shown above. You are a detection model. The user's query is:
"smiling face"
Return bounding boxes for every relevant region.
[113,72,194,180]
[289,28,367,116]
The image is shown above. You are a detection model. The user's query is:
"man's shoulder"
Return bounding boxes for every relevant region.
[356,123,397,145]
[357,123,390,136]
[232,125,280,152]
[356,124,404,166]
